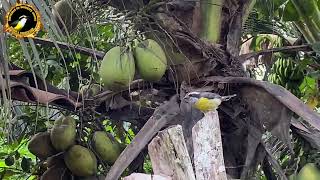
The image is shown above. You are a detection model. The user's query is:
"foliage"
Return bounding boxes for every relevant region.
[0,0,319,179]
[0,105,49,179]
[244,0,320,179]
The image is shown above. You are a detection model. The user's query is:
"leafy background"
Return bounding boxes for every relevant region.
[0,0,320,179]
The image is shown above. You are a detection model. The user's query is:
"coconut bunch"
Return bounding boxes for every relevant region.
[99,39,167,91]
[289,163,320,180]
[28,116,123,179]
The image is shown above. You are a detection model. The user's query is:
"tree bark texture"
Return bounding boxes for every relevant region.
[192,111,228,180]
[148,125,196,180]
[124,173,172,180]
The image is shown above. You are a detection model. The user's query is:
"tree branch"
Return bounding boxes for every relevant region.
[239,44,312,63]
[27,37,105,59]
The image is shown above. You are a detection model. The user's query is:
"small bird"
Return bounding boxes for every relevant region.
[183,92,236,112]
[10,15,29,32]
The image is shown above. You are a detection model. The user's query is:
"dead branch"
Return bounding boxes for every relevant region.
[204,76,320,131]
[93,79,145,103]
[262,142,288,180]
[105,96,181,180]
[239,44,312,63]
[28,37,105,59]
[291,119,320,150]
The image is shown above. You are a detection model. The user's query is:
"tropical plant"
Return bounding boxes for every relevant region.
[0,0,319,180]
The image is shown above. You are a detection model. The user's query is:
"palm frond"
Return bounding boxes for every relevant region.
[243,10,299,38]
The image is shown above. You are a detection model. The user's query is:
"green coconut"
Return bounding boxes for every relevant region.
[40,166,71,180]
[289,174,297,180]
[297,163,320,180]
[50,116,76,151]
[28,132,57,159]
[21,157,32,172]
[99,46,135,91]
[145,33,186,65]
[133,39,167,82]
[92,131,122,165]
[52,0,78,33]
[47,153,65,168]
[4,156,14,166]
[64,145,97,177]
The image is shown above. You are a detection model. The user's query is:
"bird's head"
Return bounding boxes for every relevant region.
[18,15,29,20]
[183,92,201,104]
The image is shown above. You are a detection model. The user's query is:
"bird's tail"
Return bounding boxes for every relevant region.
[220,94,237,101]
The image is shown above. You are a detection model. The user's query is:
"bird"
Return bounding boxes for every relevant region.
[10,15,29,32]
[183,92,237,112]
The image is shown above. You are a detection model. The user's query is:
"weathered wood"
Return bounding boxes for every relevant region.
[123,173,172,180]
[105,96,180,180]
[192,111,227,180]
[148,125,196,180]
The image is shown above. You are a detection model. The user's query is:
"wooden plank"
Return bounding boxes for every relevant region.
[148,125,196,180]
[123,173,172,180]
[192,110,227,180]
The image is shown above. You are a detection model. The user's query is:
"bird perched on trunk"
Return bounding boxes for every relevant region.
[183,92,236,112]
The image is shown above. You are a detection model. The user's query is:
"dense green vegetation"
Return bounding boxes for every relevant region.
[0,0,320,179]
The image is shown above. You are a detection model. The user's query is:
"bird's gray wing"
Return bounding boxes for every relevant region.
[202,92,221,99]
[10,20,19,27]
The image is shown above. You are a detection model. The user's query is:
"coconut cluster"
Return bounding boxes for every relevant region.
[99,39,168,91]
[51,1,168,90]
[28,116,123,179]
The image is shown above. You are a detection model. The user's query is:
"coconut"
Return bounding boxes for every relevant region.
[28,132,57,159]
[40,165,71,180]
[4,156,14,166]
[52,0,78,34]
[99,46,135,91]
[297,163,320,180]
[47,153,65,168]
[133,39,167,82]
[50,116,76,151]
[64,145,97,177]
[145,33,186,65]
[92,131,122,165]
[21,157,31,172]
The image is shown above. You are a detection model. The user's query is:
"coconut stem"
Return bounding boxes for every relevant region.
[200,0,224,43]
